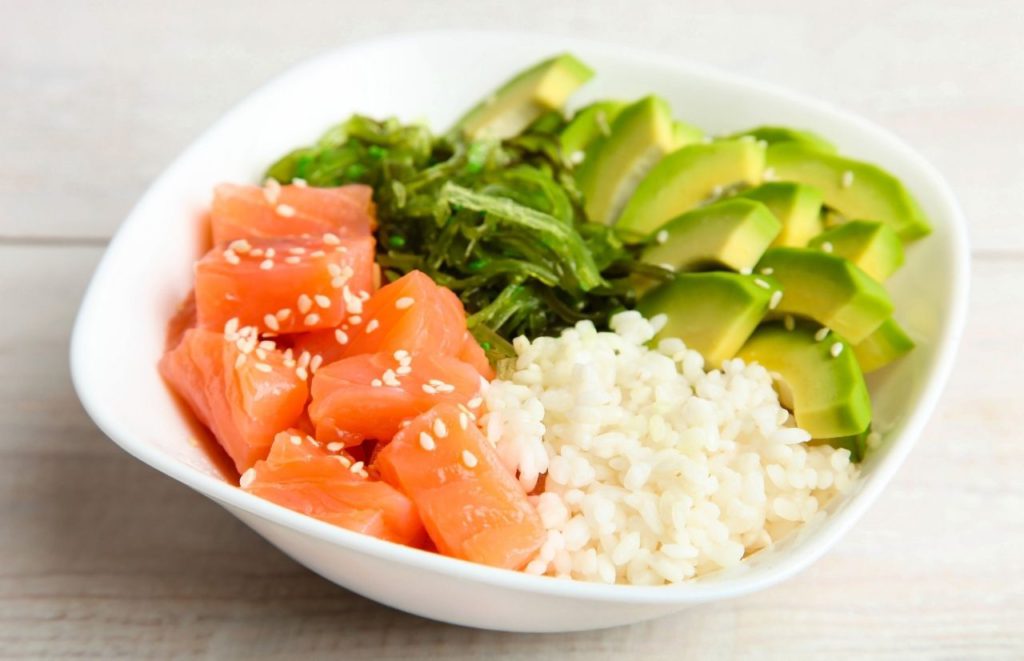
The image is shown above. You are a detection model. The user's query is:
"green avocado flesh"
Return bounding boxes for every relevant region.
[727,126,837,153]
[616,139,766,236]
[766,142,931,242]
[852,317,915,373]
[757,247,894,343]
[638,272,781,367]
[559,100,627,156]
[738,323,872,439]
[641,198,781,274]
[576,96,681,225]
[808,220,905,282]
[736,182,824,247]
[452,54,594,139]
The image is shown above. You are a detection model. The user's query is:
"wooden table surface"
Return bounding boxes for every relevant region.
[3,1,1022,658]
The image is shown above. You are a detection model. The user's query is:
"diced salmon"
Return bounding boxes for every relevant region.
[194,235,374,335]
[159,327,308,473]
[375,404,545,569]
[308,352,485,446]
[211,182,376,245]
[242,429,427,547]
[455,331,495,380]
[165,291,197,351]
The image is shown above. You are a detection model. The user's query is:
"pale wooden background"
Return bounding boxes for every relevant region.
[2,0,1022,658]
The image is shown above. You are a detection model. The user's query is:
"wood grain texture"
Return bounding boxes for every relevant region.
[2,0,1023,657]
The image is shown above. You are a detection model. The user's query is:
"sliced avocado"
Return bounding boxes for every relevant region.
[638,272,781,367]
[736,182,824,247]
[727,126,837,153]
[757,247,893,343]
[641,198,781,274]
[672,119,705,148]
[616,139,766,235]
[766,142,931,242]
[738,323,871,438]
[452,54,594,140]
[559,100,627,157]
[852,318,915,373]
[808,220,905,281]
[576,96,682,225]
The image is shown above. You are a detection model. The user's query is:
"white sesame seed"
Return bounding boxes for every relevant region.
[422,384,437,395]
[259,340,276,351]
[310,355,323,373]
[395,296,415,310]
[815,327,831,342]
[223,249,240,265]
[284,256,301,264]
[240,468,256,488]
[255,348,268,361]
[265,248,276,258]
[461,450,478,468]
[350,461,364,474]
[396,365,412,376]
[467,397,483,409]
[821,241,834,253]
[253,362,272,373]
[295,366,308,380]
[309,250,326,258]
[754,278,771,289]
[784,314,796,331]
[830,342,844,357]
[419,432,436,451]
[841,170,855,188]
[763,167,777,181]
[334,455,352,468]
[250,248,264,258]
[655,230,669,245]
[433,418,448,438]
[259,259,274,270]
[322,232,341,245]
[393,349,410,361]
[224,317,240,336]
[358,290,369,301]
[314,294,332,309]
[326,442,344,452]
[769,290,783,310]
[348,315,362,325]
[304,313,320,326]
[658,263,675,272]
[739,267,753,275]
[263,314,280,331]
[277,204,296,217]
[276,308,291,321]
[263,178,281,203]
[334,329,349,345]
[297,294,312,314]
[230,239,252,253]
[297,351,311,368]
[760,267,774,275]
[234,354,246,369]
[371,378,383,388]
[331,277,346,289]
[327,263,342,277]
[365,319,379,333]
[459,412,469,430]
[288,247,306,256]
[292,178,307,187]
[289,434,302,446]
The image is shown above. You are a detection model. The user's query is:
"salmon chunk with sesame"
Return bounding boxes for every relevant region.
[241,429,427,547]
[158,327,309,473]
[210,182,375,245]
[194,234,375,335]
[375,404,544,569]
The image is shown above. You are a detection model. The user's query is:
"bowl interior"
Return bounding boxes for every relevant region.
[72,31,967,600]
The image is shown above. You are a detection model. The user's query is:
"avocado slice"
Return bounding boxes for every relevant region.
[616,139,766,235]
[641,198,781,274]
[727,126,837,153]
[672,119,705,148]
[638,272,782,367]
[852,317,915,373]
[736,182,824,247]
[452,54,594,140]
[576,96,684,225]
[559,100,627,157]
[757,247,893,343]
[766,142,931,242]
[808,220,905,281]
[738,323,871,438]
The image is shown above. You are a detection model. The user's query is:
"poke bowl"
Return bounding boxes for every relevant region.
[71,30,968,632]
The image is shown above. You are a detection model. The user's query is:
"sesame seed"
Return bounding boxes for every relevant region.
[277,204,296,217]
[284,256,301,264]
[223,249,240,265]
[304,313,320,326]
[276,308,291,321]
[841,170,855,188]
[711,185,724,197]
[754,278,771,289]
[297,294,312,314]
[334,455,352,468]
[331,277,346,289]
[263,314,280,331]
[263,178,281,204]
[327,263,342,277]
[265,248,276,258]
[395,296,415,310]
[459,412,469,430]
[358,290,370,301]
[461,450,478,468]
[259,340,276,351]
[393,349,410,361]
[310,355,323,373]
[422,384,437,395]
[229,239,252,253]
[288,246,306,255]
[292,178,307,187]
[297,351,311,368]
[433,418,448,438]
[365,319,379,333]
[761,267,774,275]
[350,461,365,474]
[240,468,256,488]
[250,248,264,258]
[234,354,246,369]
[570,150,585,165]
[259,259,274,270]
[418,432,436,451]
[314,294,332,309]
[322,232,341,245]
[289,434,302,446]
[295,366,308,380]
[335,329,349,345]
[830,342,844,357]
[255,348,267,361]
[396,365,412,376]
[658,263,676,272]
[821,241,834,253]
[769,290,783,310]
[253,362,272,373]
[457,403,477,420]
[309,250,326,258]
[815,327,831,342]
[283,348,293,361]
[763,167,777,181]
[656,230,669,245]
[784,314,795,331]
[348,315,362,325]
[382,369,400,387]
[224,317,240,336]
[371,378,383,388]
[739,267,753,275]
[326,442,344,452]
[468,397,483,409]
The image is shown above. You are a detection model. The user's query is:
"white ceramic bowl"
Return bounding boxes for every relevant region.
[71,30,968,632]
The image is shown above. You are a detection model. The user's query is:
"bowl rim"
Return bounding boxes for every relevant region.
[70,28,970,605]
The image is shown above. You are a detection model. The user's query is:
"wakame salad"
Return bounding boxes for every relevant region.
[161,53,928,583]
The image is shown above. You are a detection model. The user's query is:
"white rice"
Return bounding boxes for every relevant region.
[480,311,858,585]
